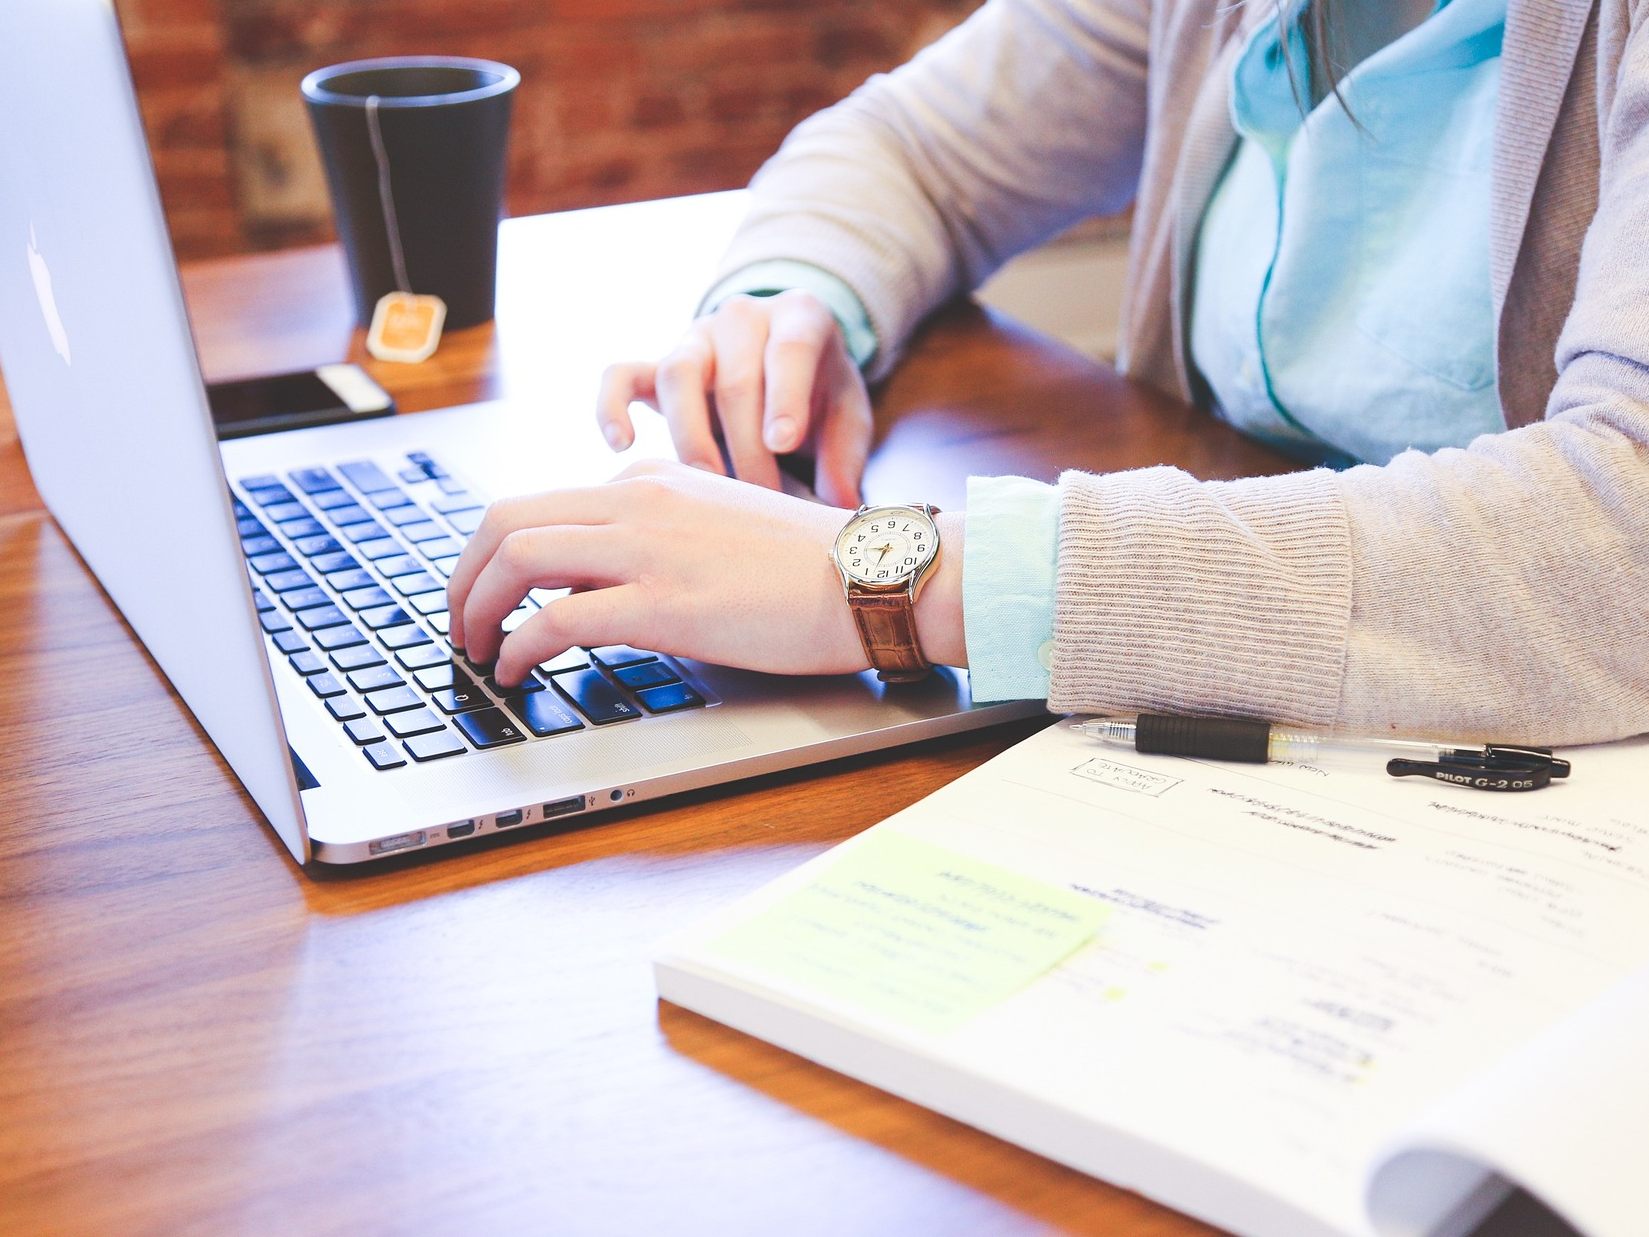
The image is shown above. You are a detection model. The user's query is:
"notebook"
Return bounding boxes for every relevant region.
[656,719,1649,1236]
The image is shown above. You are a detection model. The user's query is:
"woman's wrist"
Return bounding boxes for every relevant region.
[914,511,967,668]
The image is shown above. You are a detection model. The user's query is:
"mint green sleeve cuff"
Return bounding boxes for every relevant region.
[962,474,1060,703]
[698,260,879,372]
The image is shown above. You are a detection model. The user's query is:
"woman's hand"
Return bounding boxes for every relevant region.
[446,460,873,686]
[595,290,873,508]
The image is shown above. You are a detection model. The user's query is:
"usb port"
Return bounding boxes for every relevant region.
[446,820,476,839]
[369,830,425,855]
[493,809,523,828]
[543,796,585,819]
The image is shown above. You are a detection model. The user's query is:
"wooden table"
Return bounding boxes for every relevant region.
[0,195,1298,1234]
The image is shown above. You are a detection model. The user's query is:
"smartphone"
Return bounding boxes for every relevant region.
[207,363,395,440]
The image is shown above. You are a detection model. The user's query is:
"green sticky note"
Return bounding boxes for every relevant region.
[706,830,1108,1035]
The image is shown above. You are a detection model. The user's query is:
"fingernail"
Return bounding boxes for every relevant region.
[765,417,794,451]
[603,422,628,451]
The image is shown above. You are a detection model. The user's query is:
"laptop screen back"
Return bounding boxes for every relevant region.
[0,0,308,862]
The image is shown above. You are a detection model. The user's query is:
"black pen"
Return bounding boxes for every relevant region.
[1071,714,1571,791]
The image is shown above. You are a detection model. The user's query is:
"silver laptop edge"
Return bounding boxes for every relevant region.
[0,0,1045,868]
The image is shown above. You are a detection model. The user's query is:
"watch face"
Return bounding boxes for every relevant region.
[835,506,938,585]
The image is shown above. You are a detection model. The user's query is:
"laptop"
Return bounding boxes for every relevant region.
[0,0,1041,866]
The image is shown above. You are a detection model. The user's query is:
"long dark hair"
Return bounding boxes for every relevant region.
[1280,0,1354,116]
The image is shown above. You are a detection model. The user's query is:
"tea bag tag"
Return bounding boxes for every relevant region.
[366,290,446,364]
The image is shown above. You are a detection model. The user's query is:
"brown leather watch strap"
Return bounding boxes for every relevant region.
[848,590,930,683]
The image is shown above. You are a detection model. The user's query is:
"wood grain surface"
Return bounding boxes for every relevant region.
[0,197,1302,1236]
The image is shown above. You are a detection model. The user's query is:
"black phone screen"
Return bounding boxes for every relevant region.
[208,365,394,439]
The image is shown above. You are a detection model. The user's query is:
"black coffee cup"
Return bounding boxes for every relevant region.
[302,56,519,331]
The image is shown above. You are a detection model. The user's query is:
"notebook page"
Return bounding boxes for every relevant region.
[661,723,1649,1235]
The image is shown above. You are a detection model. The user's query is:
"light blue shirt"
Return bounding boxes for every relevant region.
[709,0,1508,702]
[1190,0,1507,468]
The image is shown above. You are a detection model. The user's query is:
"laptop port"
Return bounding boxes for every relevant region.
[369,830,425,855]
[446,820,476,839]
[493,809,523,828]
[543,796,585,819]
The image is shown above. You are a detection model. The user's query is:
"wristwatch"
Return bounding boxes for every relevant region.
[831,503,942,683]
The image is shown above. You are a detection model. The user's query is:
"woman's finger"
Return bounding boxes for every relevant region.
[495,584,646,686]
[654,322,725,476]
[762,290,837,454]
[709,297,780,490]
[459,524,628,666]
[595,361,655,453]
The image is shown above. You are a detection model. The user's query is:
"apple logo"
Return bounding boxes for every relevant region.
[27,223,71,366]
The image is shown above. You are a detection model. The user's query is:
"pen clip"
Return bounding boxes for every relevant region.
[1386,745,1570,792]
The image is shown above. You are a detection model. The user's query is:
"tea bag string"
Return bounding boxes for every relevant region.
[364,95,412,295]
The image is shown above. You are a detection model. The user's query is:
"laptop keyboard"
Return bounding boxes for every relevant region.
[236,450,707,771]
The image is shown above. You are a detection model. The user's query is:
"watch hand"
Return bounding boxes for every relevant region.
[875,544,893,563]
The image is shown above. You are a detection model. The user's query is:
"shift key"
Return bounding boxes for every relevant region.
[551,667,639,725]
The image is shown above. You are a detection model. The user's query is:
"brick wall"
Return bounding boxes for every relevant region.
[115,0,981,261]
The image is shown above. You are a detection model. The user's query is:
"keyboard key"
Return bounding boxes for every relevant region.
[429,555,461,577]
[314,623,368,652]
[369,489,414,511]
[392,571,441,597]
[380,624,431,651]
[312,488,357,511]
[279,517,326,540]
[432,678,491,714]
[272,629,309,655]
[409,592,446,616]
[361,604,413,631]
[500,606,534,634]
[383,504,428,527]
[378,555,425,579]
[339,460,397,494]
[445,507,485,535]
[327,695,367,722]
[436,477,466,496]
[245,482,294,505]
[241,534,280,557]
[614,660,678,690]
[327,567,377,592]
[289,467,341,495]
[263,501,308,524]
[280,586,332,612]
[249,551,298,575]
[428,613,451,634]
[342,585,393,610]
[398,465,427,485]
[344,718,386,745]
[365,743,407,770]
[342,520,389,545]
[294,535,344,558]
[251,588,275,613]
[510,692,583,737]
[355,538,403,562]
[332,643,387,672]
[432,493,482,515]
[396,519,445,543]
[365,684,423,715]
[259,610,292,634]
[310,551,359,575]
[296,605,350,632]
[264,568,315,593]
[288,650,326,676]
[454,708,527,748]
[485,672,544,696]
[307,672,345,699]
[232,499,253,518]
[396,643,450,671]
[418,536,462,558]
[347,665,405,693]
[403,729,466,761]
[325,503,372,527]
[590,645,653,669]
[238,473,282,493]
[552,667,640,724]
[413,663,461,691]
[237,516,267,538]
[636,681,705,713]
[387,708,445,738]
